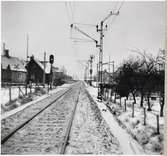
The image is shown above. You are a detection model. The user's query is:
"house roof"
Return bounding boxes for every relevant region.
[34,59,51,74]
[30,58,59,74]
[1,55,26,72]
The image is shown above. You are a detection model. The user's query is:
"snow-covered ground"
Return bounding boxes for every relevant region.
[65,86,122,154]
[1,83,81,154]
[1,86,35,105]
[1,83,73,115]
[86,85,164,155]
[110,97,164,154]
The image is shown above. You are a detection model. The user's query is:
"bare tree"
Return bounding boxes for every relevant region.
[130,48,165,112]
[156,49,165,116]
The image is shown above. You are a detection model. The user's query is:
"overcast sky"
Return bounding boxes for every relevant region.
[2,1,165,79]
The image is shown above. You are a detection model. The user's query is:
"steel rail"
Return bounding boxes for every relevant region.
[60,87,81,154]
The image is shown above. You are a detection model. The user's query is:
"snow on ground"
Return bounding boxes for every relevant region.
[1,84,81,154]
[1,84,72,107]
[86,85,164,154]
[65,86,122,154]
[1,83,73,116]
[1,86,35,106]
[86,86,145,154]
[110,95,164,154]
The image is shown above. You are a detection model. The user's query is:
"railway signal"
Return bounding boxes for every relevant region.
[49,54,54,89]
[89,55,94,86]
[49,54,54,64]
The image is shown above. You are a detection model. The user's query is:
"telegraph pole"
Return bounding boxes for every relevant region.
[3,43,5,52]
[84,66,86,81]
[85,67,87,82]
[89,55,94,86]
[43,52,46,88]
[25,34,29,95]
[109,56,111,83]
[109,55,110,74]
[96,63,98,87]
[96,22,104,99]
[96,11,119,100]
[26,33,29,62]
[112,61,115,76]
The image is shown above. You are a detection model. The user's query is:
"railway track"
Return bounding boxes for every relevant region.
[1,86,73,141]
[1,82,81,154]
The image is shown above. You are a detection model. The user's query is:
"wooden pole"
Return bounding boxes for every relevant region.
[120,97,121,107]
[132,102,134,118]
[50,64,53,90]
[26,33,29,62]
[29,82,32,94]
[110,90,112,102]
[124,99,126,111]
[156,115,160,134]
[114,93,116,103]
[43,52,46,88]
[9,85,11,103]
[144,107,146,125]
[18,87,20,98]
[25,84,27,95]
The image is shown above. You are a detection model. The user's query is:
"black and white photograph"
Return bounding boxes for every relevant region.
[1,1,165,155]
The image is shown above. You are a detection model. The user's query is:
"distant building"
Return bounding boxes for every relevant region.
[26,56,59,84]
[1,49,27,84]
[96,69,112,84]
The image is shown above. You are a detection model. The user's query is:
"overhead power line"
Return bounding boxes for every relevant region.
[65,2,72,24]
[105,1,125,33]
[71,24,98,44]
[69,2,74,22]
[118,1,124,11]
[73,23,96,27]
[73,40,95,43]
[113,2,119,11]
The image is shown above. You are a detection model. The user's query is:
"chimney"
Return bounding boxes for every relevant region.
[3,43,5,52]
[4,49,10,58]
[30,55,34,61]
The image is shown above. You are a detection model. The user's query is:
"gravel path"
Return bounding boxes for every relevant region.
[1,84,80,154]
[65,87,122,154]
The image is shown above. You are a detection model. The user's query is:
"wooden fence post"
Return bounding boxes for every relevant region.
[120,97,121,107]
[156,115,160,134]
[9,86,11,103]
[144,107,146,125]
[109,89,111,101]
[107,89,109,100]
[30,82,32,94]
[124,99,126,111]
[18,87,24,97]
[18,87,21,98]
[25,84,27,95]
[114,93,116,103]
[48,84,50,93]
[132,102,134,118]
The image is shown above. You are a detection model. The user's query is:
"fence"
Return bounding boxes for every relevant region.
[106,92,161,134]
[1,85,35,106]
